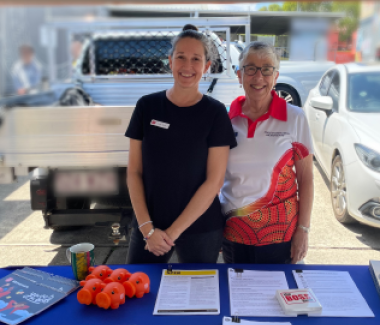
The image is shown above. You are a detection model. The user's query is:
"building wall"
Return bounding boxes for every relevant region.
[357,3,380,62]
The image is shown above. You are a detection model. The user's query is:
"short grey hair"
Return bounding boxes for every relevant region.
[239,41,280,71]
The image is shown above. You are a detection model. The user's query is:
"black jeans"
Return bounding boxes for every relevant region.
[126,227,224,264]
[222,238,292,264]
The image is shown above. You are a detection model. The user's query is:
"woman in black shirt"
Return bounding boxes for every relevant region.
[125,24,236,263]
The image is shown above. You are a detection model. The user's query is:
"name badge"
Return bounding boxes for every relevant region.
[150,119,170,129]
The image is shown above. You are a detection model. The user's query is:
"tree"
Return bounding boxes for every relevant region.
[282,2,297,11]
[332,2,360,42]
[262,1,360,42]
[268,4,282,11]
[274,1,333,12]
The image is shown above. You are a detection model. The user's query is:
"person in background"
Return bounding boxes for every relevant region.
[11,44,42,95]
[220,41,314,264]
[125,24,236,264]
[71,40,83,74]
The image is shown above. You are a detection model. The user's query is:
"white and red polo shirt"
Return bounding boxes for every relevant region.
[220,90,314,246]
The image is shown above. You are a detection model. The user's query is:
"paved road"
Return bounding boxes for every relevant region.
[1,161,380,268]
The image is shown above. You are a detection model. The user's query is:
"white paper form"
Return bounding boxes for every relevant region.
[153,269,220,315]
[292,270,374,317]
[223,317,291,325]
[227,268,290,317]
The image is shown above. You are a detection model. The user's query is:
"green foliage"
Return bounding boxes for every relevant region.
[263,1,360,42]
[282,2,297,11]
[268,4,283,11]
[280,2,332,12]
[332,2,360,42]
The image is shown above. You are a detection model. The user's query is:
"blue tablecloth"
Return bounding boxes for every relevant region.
[0,263,379,325]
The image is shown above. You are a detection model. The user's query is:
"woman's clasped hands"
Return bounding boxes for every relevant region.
[144,228,175,256]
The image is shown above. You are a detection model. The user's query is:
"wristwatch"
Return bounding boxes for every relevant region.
[298,225,310,233]
[143,228,155,241]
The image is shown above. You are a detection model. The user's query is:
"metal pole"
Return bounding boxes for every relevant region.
[0,8,6,97]
[89,37,96,78]
[67,31,73,80]
[226,28,231,77]
[245,23,250,45]
[47,28,56,82]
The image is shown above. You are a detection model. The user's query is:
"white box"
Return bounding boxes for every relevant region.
[276,288,322,316]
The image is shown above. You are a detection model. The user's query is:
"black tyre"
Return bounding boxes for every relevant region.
[275,85,301,107]
[330,155,356,224]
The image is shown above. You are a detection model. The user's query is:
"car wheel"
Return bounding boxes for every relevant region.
[330,155,356,224]
[275,85,301,107]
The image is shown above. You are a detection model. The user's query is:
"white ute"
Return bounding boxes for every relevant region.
[0,16,334,231]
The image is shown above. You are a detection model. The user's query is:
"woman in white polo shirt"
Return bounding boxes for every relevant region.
[220,42,314,264]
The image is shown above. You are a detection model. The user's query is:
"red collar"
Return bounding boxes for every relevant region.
[229,90,287,122]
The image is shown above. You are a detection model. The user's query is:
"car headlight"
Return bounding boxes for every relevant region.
[354,144,380,173]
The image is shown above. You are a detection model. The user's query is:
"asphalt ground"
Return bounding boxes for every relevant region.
[1,161,380,268]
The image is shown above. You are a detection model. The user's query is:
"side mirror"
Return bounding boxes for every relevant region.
[310,96,333,111]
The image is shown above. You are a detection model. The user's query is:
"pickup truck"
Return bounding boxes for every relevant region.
[0,17,334,233]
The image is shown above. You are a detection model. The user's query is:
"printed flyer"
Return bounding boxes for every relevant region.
[0,268,78,325]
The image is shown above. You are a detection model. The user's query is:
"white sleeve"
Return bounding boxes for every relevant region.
[293,109,314,159]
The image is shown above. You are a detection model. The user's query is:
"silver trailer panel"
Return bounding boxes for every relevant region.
[0,106,133,167]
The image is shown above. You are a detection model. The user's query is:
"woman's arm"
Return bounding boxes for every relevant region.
[291,154,314,263]
[127,139,174,256]
[165,146,230,241]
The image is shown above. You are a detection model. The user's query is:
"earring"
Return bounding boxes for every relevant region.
[239,84,242,88]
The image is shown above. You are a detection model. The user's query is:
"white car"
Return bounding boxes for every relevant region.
[304,63,380,227]
[223,40,334,107]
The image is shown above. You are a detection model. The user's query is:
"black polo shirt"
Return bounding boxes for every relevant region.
[125,90,237,234]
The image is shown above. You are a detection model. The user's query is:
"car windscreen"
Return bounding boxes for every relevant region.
[348,72,380,113]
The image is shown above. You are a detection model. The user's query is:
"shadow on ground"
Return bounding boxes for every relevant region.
[314,159,330,189]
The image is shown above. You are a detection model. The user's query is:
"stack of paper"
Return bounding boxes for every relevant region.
[227,268,290,317]
[369,260,380,298]
[153,269,220,315]
[292,270,374,318]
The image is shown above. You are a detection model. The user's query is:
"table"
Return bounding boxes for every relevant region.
[0,263,379,325]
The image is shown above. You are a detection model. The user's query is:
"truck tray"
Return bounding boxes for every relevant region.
[0,106,133,167]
